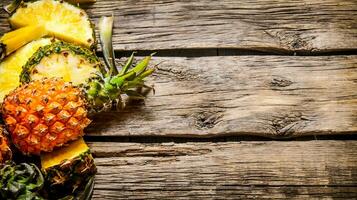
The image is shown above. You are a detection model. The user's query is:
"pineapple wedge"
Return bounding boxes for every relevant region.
[0,38,53,102]
[9,0,95,49]
[0,25,48,60]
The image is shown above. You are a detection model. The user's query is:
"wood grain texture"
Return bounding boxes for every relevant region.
[89,140,357,199]
[1,0,356,53]
[87,55,357,138]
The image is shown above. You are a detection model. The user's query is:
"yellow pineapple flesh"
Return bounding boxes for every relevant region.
[0,38,53,103]
[41,138,90,169]
[2,78,91,155]
[0,25,48,58]
[10,0,95,48]
[28,45,101,86]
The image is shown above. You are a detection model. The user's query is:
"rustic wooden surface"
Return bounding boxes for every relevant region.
[0,0,356,199]
[89,141,357,199]
[88,55,357,138]
[1,0,357,53]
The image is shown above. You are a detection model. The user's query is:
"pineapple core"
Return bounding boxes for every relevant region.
[29,51,100,85]
[41,138,89,169]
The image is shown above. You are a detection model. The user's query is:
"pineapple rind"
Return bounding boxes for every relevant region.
[42,148,96,198]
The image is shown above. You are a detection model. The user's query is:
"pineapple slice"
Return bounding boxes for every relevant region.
[0,25,48,60]
[20,41,102,86]
[0,38,53,102]
[41,138,96,198]
[9,0,95,49]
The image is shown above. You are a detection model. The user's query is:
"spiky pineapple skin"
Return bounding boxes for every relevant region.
[0,127,12,163]
[2,78,91,155]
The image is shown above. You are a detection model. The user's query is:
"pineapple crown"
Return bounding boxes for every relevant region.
[84,16,155,111]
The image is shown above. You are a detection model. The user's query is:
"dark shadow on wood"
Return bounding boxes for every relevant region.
[103,48,357,58]
[84,134,357,143]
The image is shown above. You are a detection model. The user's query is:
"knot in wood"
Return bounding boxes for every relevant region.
[270,77,293,88]
[192,111,223,130]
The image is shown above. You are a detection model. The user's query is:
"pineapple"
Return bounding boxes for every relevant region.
[0,38,53,103]
[2,78,91,155]
[9,0,95,49]
[20,40,103,86]
[1,16,154,155]
[0,126,12,163]
[0,25,48,60]
[41,138,96,198]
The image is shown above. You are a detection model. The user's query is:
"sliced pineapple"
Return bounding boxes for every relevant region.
[41,138,90,169]
[20,41,102,85]
[0,38,53,102]
[41,138,96,198]
[0,25,48,60]
[10,0,95,49]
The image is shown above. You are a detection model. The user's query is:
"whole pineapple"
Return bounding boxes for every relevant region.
[2,16,155,155]
[2,78,91,155]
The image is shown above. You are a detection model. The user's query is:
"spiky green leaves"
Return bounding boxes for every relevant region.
[85,53,155,110]
[98,15,118,76]
[85,16,155,111]
[0,162,44,200]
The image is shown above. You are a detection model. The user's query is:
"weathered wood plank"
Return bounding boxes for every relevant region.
[87,55,357,138]
[89,141,357,199]
[1,0,356,53]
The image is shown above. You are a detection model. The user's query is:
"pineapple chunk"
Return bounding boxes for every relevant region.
[10,0,95,49]
[0,38,53,102]
[0,25,48,57]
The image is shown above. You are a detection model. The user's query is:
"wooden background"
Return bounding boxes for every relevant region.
[1,0,357,199]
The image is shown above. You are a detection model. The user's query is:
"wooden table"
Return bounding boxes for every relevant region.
[1,0,357,199]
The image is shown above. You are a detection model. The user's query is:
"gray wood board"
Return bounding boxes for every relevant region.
[87,55,357,138]
[0,0,356,53]
[89,140,357,199]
